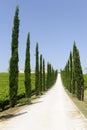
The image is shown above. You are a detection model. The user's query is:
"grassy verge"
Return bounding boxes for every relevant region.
[66,89,87,118]
[64,74,87,118]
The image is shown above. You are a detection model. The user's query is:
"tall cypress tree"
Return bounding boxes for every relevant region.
[40,54,43,93]
[43,59,45,91]
[24,33,31,100]
[35,43,39,96]
[9,6,19,107]
[73,42,84,100]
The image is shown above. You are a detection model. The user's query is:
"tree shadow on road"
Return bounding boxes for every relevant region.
[0,111,27,121]
[0,101,43,122]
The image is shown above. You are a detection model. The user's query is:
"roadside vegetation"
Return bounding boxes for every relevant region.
[0,6,58,111]
[66,74,87,118]
[61,42,84,101]
[0,70,57,111]
[61,43,87,117]
[0,73,35,111]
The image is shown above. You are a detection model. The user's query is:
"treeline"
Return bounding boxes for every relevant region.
[4,6,58,108]
[61,42,84,101]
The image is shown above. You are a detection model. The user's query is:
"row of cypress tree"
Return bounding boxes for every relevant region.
[61,42,84,101]
[35,43,58,96]
[9,6,58,107]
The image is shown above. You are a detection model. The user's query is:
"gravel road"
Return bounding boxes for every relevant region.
[0,74,87,130]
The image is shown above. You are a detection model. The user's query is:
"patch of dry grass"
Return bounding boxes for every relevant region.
[66,89,87,118]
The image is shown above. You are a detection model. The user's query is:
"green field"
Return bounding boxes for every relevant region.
[0,73,87,111]
[84,74,87,89]
[0,73,35,104]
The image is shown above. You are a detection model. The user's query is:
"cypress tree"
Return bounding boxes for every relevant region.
[69,52,72,93]
[24,33,31,100]
[67,60,70,91]
[46,63,50,89]
[61,42,84,101]
[46,63,52,89]
[9,6,19,107]
[64,61,70,90]
[72,64,75,94]
[40,54,43,93]
[63,65,67,88]
[73,42,84,100]
[43,59,45,91]
[35,43,40,96]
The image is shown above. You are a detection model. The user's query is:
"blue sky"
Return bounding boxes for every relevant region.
[0,0,87,73]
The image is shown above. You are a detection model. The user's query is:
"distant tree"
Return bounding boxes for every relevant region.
[73,42,84,100]
[61,52,73,93]
[9,6,19,107]
[46,63,50,89]
[72,63,75,94]
[61,42,84,101]
[35,43,40,96]
[63,61,70,90]
[40,54,43,93]
[67,60,70,91]
[43,59,45,91]
[24,33,31,100]
[46,63,52,89]
[46,63,58,89]
[69,52,72,93]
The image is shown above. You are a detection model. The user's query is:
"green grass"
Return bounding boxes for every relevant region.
[18,73,35,96]
[0,73,35,103]
[0,73,9,102]
[84,74,87,89]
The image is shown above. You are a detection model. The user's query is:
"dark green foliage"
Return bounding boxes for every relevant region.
[61,42,84,101]
[46,63,58,89]
[40,54,43,93]
[46,63,51,89]
[9,6,19,107]
[43,59,46,91]
[63,60,70,90]
[35,43,40,96]
[69,52,72,92]
[72,66,75,94]
[67,60,70,90]
[24,33,31,99]
[73,42,84,100]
